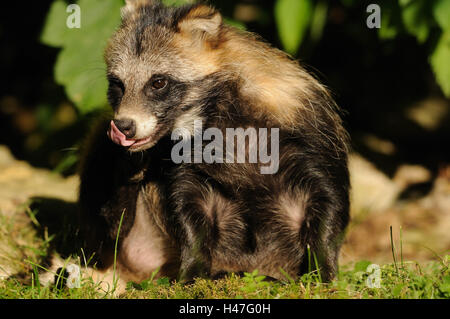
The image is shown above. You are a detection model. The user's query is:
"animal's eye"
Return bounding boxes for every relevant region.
[144,75,170,97]
[152,78,168,90]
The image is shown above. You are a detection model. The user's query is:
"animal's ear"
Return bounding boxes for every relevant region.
[176,5,222,42]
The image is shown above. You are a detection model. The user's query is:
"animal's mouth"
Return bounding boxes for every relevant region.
[108,120,156,150]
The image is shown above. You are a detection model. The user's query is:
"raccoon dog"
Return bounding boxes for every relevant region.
[77,0,350,289]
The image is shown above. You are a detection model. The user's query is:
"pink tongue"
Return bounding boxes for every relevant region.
[108,120,136,147]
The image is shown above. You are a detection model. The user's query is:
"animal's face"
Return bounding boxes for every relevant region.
[105,0,223,151]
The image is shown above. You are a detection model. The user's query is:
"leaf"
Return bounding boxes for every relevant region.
[379,2,401,40]
[309,0,328,43]
[156,277,170,286]
[353,260,372,273]
[275,0,313,55]
[433,0,450,31]
[139,279,151,290]
[400,0,432,43]
[430,30,450,97]
[41,0,123,113]
[126,281,140,291]
[392,283,405,297]
[41,0,69,47]
[439,275,450,296]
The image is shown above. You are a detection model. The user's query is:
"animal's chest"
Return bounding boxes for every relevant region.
[118,191,170,280]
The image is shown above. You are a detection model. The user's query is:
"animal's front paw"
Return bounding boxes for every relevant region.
[39,256,81,289]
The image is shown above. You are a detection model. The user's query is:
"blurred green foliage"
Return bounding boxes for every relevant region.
[380,0,450,97]
[275,0,313,55]
[41,0,450,114]
[41,0,123,114]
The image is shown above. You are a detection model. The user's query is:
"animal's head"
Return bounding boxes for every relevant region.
[105,0,224,151]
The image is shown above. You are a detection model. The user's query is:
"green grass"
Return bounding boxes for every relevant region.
[0,207,449,299]
[0,257,449,299]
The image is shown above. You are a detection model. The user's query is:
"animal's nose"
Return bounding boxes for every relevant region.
[113,118,136,139]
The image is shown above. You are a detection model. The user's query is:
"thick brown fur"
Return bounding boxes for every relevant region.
[73,0,350,288]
